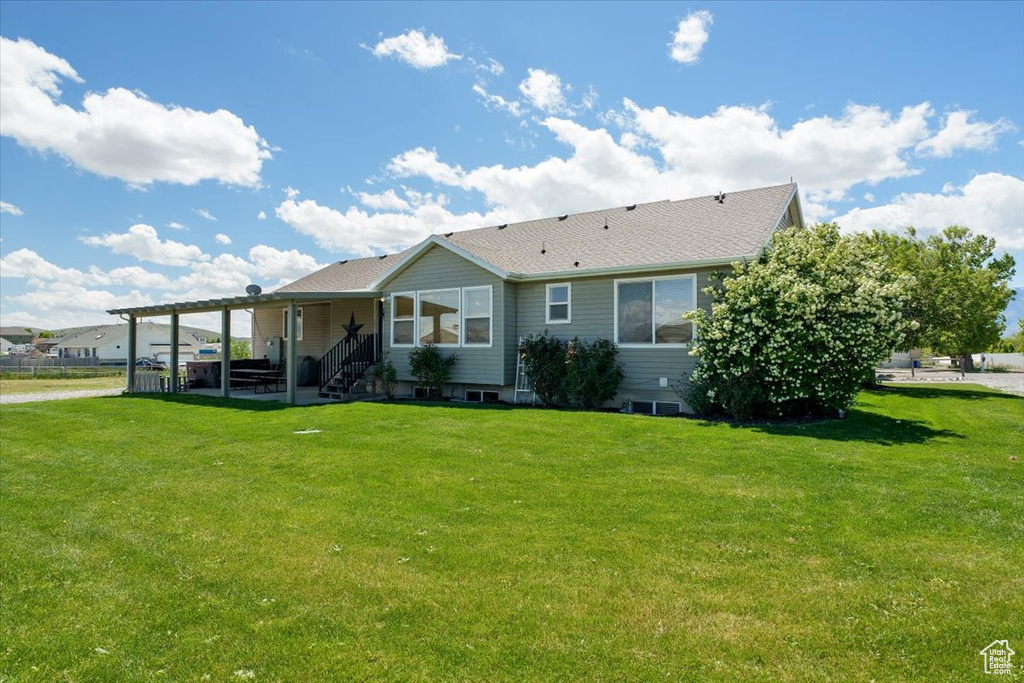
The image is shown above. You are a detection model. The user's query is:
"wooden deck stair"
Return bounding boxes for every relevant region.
[317,332,378,401]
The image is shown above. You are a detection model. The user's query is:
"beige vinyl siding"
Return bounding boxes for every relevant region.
[252,300,375,362]
[251,307,280,361]
[516,267,719,405]
[330,299,377,341]
[383,245,505,385]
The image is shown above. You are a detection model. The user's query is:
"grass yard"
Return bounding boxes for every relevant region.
[1,385,1021,681]
[0,375,126,396]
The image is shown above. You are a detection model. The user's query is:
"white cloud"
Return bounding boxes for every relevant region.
[834,173,1024,250]
[915,110,1015,157]
[519,69,568,114]
[1,248,105,286]
[1,244,324,333]
[166,221,186,230]
[247,245,324,281]
[275,192,502,256]
[194,208,217,222]
[472,84,523,117]
[358,188,411,211]
[669,11,714,64]
[6,282,153,318]
[257,210,267,220]
[0,37,271,188]
[269,98,1015,258]
[0,201,23,216]
[284,186,300,199]
[863,193,875,202]
[476,57,504,76]
[214,233,232,245]
[365,29,461,69]
[81,223,209,267]
[387,147,466,186]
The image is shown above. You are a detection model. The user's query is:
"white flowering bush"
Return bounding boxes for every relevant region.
[682,223,913,420]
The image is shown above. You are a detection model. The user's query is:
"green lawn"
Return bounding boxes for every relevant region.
[1,385,1021,681]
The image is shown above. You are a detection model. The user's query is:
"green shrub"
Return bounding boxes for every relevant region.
[564,337,624,410]
[520,334,623,409]
[519,334,568,407]
[374,352,398,400]
[683,223,913,419]
[408,344,456,400]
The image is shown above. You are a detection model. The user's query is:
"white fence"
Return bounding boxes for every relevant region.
[973,353,1024,370]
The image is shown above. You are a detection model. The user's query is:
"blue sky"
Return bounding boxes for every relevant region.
[1,1,1022,335]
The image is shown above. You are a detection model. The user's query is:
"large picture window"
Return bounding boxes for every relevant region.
[418,289,461,346]
[391,293,415,346]
[390,286,493,348]
[615,275,696,346]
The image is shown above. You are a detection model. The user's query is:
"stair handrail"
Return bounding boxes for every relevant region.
[318,332,379,391]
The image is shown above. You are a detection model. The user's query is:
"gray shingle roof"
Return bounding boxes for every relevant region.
[276,183,800,293]
[443,183,798,276]
[274,251,411,293]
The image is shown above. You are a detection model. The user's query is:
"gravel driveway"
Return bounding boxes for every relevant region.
[878,368,1024,396]
[0,388,124,405]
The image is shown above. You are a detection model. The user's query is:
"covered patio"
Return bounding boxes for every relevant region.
[108,289,381,405]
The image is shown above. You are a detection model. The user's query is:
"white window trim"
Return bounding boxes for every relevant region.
[613,274,697,348]
[390,292,415,348]
[545,282,572,324]
[462,285,493,348]
[282,306,304,342]
[417,288,462,348]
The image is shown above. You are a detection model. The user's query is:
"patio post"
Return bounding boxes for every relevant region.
[221,307,231,398]
[126,314,137,393]
[169,312,179,393]
[286,301,297,404]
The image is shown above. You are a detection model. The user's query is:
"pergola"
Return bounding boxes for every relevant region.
[108,290,379,405]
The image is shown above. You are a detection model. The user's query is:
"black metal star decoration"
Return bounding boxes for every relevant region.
[342,312,364,338]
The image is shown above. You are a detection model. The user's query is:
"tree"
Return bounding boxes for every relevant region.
[683,224,912,420]
[872,226,1016,375]
[230,339,252,359]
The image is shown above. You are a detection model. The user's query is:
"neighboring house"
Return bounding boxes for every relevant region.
[0,337,13,354]
[54,322,214,362]
[0,327,36,345]
[109,183,804,409]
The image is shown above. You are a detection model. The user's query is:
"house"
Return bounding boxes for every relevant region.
[0,337,13,354]
[54,322,215,363]
[108,183,804,409]
[0,327,36,345]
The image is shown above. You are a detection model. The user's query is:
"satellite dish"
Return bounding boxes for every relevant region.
[245,284,262,296]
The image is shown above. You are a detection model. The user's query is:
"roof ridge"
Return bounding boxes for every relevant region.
[442,182,798,240]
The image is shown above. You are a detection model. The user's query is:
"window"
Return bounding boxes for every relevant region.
[466,389,500,403]
[390,286,494,348]
[418,289,460,346]
[546,283,571,324]
[282,307,303,341]
[615,275,696,346]
[391,293,415,346]
[463,286,492,345]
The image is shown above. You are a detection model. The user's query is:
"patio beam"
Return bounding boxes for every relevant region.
[126,314,137,393]
[169,312,179,393]
[221,308,231,399]
[286,301,297,405]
